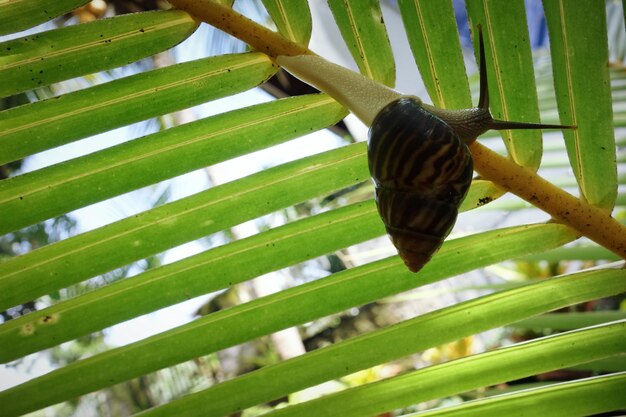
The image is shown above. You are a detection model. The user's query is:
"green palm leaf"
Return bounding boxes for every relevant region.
[0,1,624,416]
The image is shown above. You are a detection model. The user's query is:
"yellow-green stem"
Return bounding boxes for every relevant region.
[169,0,310,57]
[169,0,626,260]
[471,142,626,258]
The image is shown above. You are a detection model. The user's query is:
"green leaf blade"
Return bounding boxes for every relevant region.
[466,2,544,170]
[0,0,88,36]
[397,0,470,109]
[510,311,626,331]
[0,9,198,97]
[262,0,312,44]
[405,373,626,417]
[460,179,506,211]
[543,1,617,209]
[327,0,395,86]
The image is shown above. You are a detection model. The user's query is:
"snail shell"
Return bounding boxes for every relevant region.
[369,98,473,272]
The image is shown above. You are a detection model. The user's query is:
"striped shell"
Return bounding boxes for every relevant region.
[368,97,474,272]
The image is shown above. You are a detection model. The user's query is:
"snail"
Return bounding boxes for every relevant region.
[277,26,572,272]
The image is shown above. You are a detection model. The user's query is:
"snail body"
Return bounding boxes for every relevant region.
[277,26,573,272]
